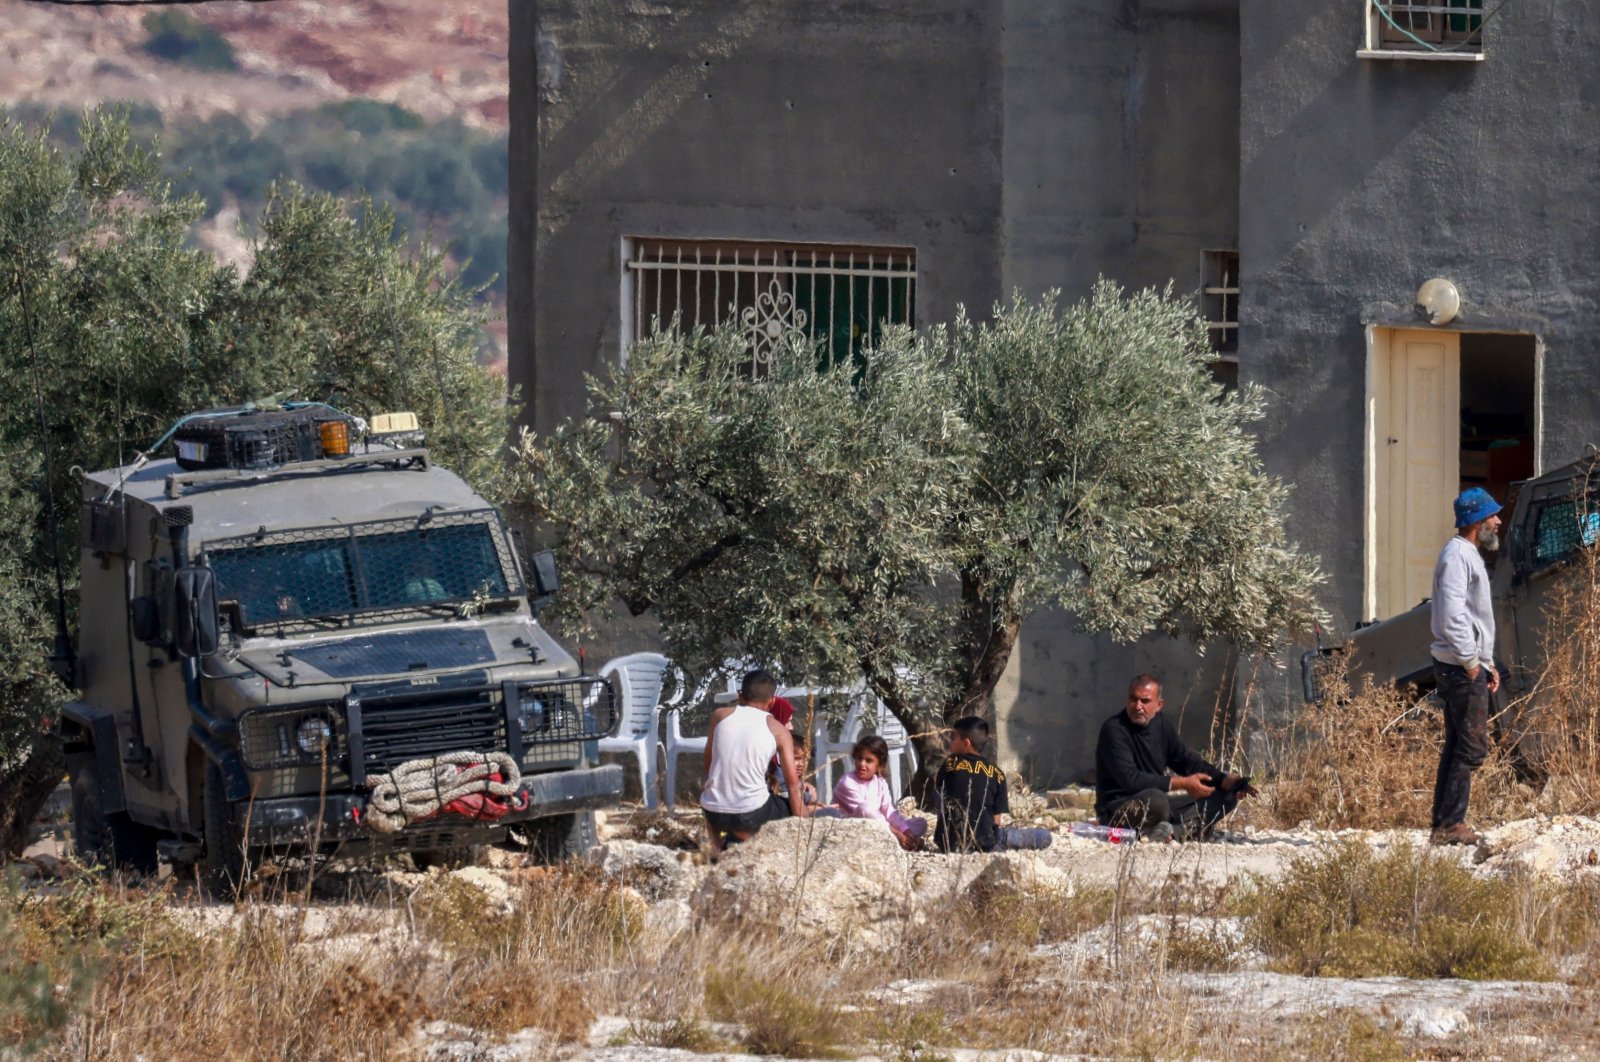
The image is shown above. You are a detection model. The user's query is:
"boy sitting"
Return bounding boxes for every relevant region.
[933,716,1052,853]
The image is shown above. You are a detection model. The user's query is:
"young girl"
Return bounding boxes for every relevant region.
[832,735,927,851]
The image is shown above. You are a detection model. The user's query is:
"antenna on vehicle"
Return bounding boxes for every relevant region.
[13,275,75,687]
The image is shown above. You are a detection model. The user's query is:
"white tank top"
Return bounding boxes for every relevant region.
[701,704,779,814]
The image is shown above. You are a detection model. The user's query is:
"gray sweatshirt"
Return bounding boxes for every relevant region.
[1429,535,1495,671]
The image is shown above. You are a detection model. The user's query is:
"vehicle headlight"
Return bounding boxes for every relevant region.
[295,715,333,754]
[518,695,548,733]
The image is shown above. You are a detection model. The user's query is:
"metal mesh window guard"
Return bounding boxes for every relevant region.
[204,510,521,632]
[1373,1,1484,52]
[625,238,917,373]
[1532,500,1600,568]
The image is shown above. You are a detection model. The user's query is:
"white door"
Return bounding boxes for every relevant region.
[1371,328,1460,619]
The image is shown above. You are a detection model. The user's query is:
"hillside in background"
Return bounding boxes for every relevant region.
[0,0,510,368]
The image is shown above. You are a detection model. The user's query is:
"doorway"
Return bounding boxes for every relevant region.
[1366,328,1539,620]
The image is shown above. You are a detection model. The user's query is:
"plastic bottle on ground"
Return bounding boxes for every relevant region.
[1068,821,1140,844]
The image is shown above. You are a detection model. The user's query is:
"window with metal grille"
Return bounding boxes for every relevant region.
[204,510,521,632]
[1365,1,1484,57]
[623,238,917,372]
[1200,250,1239,356]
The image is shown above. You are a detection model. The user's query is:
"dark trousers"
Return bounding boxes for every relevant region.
[1102,786,1237,838]
[1431,662,1490,829]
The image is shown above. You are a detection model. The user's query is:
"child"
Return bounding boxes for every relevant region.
[933,716,1051,853]
[769,731,822,810]
[832,735,927,851]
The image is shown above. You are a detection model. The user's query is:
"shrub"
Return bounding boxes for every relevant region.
[1244,840,1554,980]
[704,960,847,1059]
[141,11,237,72]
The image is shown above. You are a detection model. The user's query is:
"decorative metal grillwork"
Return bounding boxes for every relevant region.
[203,510,522,633]
[625,239,916,372]
[238,705,345,770]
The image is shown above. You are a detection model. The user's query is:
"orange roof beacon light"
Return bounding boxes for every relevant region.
[319,419,350,457]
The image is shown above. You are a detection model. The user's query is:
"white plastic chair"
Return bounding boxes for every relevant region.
[662,670,719,809]
[813,687,918,799]
[595,652,670,809]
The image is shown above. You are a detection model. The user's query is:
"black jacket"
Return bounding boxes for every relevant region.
[934,752,1009,853]
[1094,709,1218,821]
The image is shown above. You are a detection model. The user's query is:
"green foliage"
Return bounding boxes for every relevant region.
[1243,840,1555,980]
[141,11,237,72]
[0,107,511,846]
[23,100,507,295]
[513,284,1323,736]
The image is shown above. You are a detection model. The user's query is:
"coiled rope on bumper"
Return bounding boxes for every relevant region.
[364,750,525,833]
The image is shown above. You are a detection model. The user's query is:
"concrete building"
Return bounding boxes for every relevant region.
[510,0,1569,785]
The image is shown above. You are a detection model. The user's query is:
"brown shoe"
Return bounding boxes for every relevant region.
[1429,823,1483,846]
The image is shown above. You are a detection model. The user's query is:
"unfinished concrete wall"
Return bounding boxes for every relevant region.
[996,0,1242,784]
[511,0,1003,436]
[510,1,1245,786]
[1239,1,1600,649]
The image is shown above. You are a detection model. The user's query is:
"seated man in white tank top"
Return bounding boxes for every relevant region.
[701,669,809,852]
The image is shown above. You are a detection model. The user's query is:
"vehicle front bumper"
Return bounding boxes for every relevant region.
[232,763,623,849]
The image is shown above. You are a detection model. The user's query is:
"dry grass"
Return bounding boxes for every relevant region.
[1514,521,1600,812]
[1259,663,1528,830]
[1261,491,1600,829]
[6,842,1600,1060]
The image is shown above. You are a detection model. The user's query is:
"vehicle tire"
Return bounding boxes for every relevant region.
[410,844,485,872]
[525,811,597,864]
[69,754,159,874]
[202,761,251,897]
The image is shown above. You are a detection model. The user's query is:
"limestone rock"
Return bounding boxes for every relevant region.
[690,817,913,950]
[590,839,698,903]
[966,852,1073,902]
[445,865,516,916]
[1399,1006,1470,1038]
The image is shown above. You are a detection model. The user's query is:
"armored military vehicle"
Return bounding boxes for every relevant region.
[1304,455,1600,725]
[59,405,620,890]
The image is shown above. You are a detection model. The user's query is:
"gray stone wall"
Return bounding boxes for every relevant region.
[1240,0,1600,633]
[512,0,1004,435]
[510,1,1246,785]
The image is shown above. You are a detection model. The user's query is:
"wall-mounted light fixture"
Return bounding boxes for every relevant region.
[1415,277,1461,325]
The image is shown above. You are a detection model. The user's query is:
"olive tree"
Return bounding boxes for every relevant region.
[512,282,1324,786]
[0,108,512,855]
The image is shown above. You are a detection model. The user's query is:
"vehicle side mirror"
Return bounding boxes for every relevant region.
[529,550,560,598]
[130,595,162,643]
[172,567,219,657]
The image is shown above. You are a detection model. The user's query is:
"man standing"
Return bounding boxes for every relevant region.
[1094,674,1254,841]
[701,669,808,853]
[1428,487,1503,846]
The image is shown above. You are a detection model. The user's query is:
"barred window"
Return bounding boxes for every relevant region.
[623,238,916,373]
[1365,1,1485,58]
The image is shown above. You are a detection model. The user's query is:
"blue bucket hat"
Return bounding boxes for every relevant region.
[1454,487,1502,529]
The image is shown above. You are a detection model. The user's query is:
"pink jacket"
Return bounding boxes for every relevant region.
[833,772,924,835]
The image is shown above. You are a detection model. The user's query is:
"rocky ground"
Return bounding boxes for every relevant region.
[17,793,1600,1059]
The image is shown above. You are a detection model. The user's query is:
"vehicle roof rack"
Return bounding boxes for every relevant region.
[165,449,430,499]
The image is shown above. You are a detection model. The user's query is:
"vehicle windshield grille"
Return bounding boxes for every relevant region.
[204,509,521,630]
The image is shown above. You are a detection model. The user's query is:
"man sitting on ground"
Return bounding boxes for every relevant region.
[933,716,1051,852]
[701,669,809,853]
[1094,674,1255,841]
